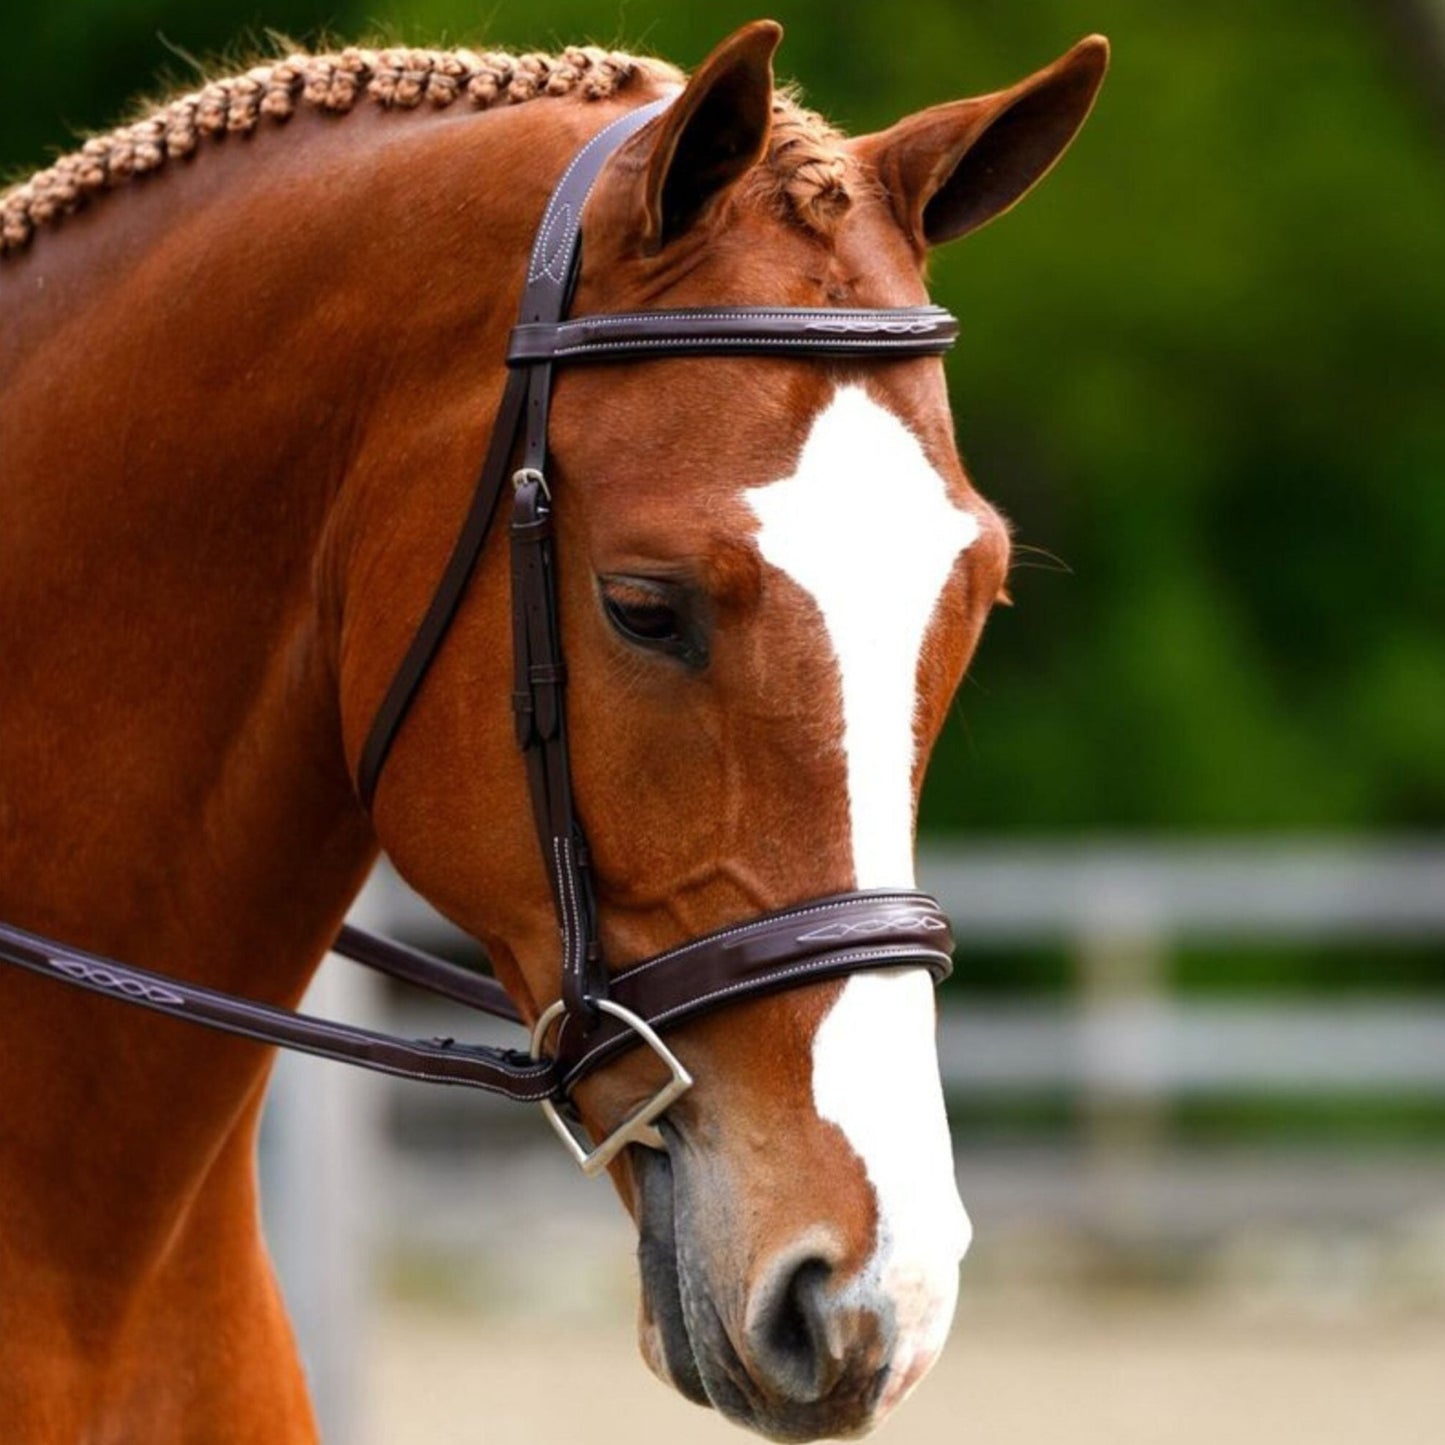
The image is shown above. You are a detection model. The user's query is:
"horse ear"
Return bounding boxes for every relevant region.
[606,20,781,253]
[854,35,1109,251]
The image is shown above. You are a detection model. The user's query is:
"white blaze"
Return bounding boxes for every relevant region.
[744,386,978,887]
[745,384,976,1407]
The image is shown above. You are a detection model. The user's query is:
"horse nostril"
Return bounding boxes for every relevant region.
[769,1257,832,1373]
[746,1251,849,1404]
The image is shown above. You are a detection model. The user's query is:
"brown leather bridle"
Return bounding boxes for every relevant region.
[0,99,961,1174]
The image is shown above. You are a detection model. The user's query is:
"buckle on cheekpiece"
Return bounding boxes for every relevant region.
[529,998,694,1176]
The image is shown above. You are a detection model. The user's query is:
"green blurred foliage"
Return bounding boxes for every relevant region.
[1,3,346,181]
[5,0,1443,836]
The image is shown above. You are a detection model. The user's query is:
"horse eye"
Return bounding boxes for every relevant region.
[599,577,708,668]
[605,594,680,643]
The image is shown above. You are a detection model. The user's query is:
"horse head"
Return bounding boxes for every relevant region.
[360,22,1107,1440]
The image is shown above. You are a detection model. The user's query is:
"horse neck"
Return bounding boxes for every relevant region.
[0,100,594,1280]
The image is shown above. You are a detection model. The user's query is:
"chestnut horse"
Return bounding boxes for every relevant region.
[0,22,1106,1443]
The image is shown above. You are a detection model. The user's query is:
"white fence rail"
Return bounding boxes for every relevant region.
[939,1000,1445,1095]
[919,838,1445,943]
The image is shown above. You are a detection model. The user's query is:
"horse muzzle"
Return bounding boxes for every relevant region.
[633,1134,952,1442]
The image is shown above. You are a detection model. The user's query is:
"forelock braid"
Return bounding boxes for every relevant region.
[760,91,852,233]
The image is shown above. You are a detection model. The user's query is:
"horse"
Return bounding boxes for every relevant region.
[0,21,1106,1442]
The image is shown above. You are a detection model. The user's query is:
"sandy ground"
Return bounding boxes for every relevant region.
[363,1301,1445,1445]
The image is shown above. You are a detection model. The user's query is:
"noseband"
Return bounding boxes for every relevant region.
[0,99,960,1175]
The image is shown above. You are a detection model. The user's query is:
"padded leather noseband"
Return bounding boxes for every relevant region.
[0,98,963,1132]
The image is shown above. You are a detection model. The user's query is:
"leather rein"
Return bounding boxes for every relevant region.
[0,99,961,1175]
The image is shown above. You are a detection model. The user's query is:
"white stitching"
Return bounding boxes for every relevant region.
[562,837,586,995]
[553,835,579,996]
[546,337,952,360]
[526,101,669,284]
[532,201,574,285]
[554,307,950,328]
[797,913,949,942]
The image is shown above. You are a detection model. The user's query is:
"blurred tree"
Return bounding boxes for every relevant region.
[4,0,1442,838]
[1,4,364,177]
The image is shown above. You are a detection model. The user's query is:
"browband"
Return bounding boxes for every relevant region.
[507,305,959,365]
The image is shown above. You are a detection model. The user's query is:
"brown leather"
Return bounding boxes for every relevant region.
[510,471,602,1022]
[552,891,953,1088]
[332,924,521,1023]
[506,305,959,365]
[0,917,555,1100]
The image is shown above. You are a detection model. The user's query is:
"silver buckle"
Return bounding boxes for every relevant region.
[529,998,693,1177]
[512,466,550,500]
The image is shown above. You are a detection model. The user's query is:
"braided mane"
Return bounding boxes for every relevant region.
[0,44,852,257]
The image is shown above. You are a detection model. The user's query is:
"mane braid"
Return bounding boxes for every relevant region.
[0,45,853,256]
